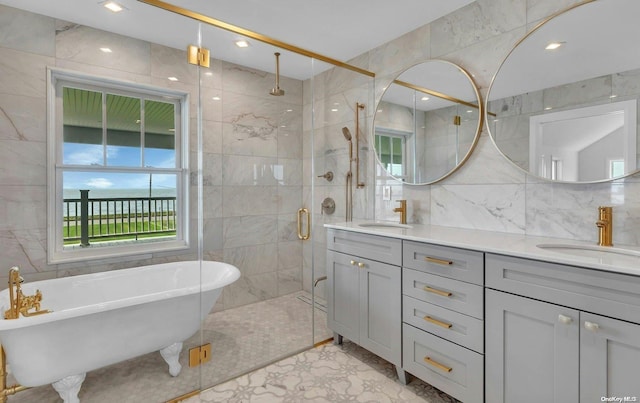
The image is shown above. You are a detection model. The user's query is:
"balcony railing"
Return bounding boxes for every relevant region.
[63,190,177,246]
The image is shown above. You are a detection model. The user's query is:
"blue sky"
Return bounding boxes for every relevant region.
[63,143,176,191]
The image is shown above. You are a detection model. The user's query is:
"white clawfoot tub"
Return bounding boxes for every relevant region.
[0,260,240,403]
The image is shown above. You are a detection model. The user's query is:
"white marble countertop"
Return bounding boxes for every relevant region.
[325,221,640,277]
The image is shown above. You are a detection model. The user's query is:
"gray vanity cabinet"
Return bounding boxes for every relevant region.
[580,312,640,401]
[402,241,484,403]
[485,289,580,402]
[486,253,640,402]
[326,230,402,369]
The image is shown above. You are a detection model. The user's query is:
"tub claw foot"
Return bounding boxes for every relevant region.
[160,342,183,376]
[52,373,86,403]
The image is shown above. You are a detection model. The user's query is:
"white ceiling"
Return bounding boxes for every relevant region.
[0,0,474,80]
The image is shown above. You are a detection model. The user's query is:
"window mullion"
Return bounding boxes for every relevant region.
[141,98,145,168]
[102,90,107,166]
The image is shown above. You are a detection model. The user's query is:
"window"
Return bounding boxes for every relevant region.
[610,159,625,178]
[47,69,189,263]
[375,131,407,179]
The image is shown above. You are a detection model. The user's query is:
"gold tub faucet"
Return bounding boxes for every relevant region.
[596,206,613,247]
[393,200,407,224]
[4,267,51,320]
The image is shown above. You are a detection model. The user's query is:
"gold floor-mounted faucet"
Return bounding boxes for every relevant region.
[4,267,51,320]
[596,206,613,247]
[394,200,407,224]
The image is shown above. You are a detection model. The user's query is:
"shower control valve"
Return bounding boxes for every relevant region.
[321,198,336,215]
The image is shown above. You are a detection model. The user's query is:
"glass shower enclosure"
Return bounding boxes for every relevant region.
[0,0,374,400]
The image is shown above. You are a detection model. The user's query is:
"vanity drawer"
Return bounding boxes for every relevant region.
[403,295,483,353]
[327,229,401,265]
[486,253,640,325]
[403,268,483,319]
[403,240,483,285]
[403,323,483,403]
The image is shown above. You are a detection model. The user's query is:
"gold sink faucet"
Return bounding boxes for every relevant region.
[596,206,613,247]
[393,200,407,224]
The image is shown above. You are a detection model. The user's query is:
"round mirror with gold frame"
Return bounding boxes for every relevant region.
[373,60,483,185]
[487,0,640,183]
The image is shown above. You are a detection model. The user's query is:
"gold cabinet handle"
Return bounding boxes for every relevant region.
[357,262,365,268]
[584,321,600,332]
[424,356,452,373]
[425,256,453,266]
[350,260,357,265]
[424,286,452,298]
[423,316,453,329]
[297,208,310,240]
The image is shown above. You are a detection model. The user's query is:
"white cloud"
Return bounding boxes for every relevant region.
[86,178,114,188]
[64,145,120,165]
[65,148,103,165]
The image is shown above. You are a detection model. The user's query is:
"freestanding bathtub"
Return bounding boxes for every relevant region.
[0,260,240,403]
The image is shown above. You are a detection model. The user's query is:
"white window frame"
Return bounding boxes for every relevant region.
[375,128,409,180]
[47,68,190,264]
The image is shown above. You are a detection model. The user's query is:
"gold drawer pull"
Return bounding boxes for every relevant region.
[357,262,365,268]
[424,286,452,298]
[350,260,357,265]
[424,356,452,373]
[424,316,453,329]
[425,256,453,266]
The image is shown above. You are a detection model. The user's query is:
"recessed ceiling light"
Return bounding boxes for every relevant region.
[545,42,564,50]
[204,72,213,76]
[610,94,618,99]
[466,110,473,113]
[100,47,112,53]
[212,96,221,101]
[421,96,429,101]
[331,108,338,112]
[235,40,250,48]
[286,109,293,112]
[544,107,552,110]
[103,1,124,13]
[168,77,178,81]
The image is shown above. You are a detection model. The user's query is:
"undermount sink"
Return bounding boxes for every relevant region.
[536,243,640,259]
[358,222,412,229]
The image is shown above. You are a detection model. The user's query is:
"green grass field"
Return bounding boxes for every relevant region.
[63,219,176,245]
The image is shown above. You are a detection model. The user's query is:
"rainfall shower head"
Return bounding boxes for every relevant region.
[269,52,285,96]
[342,127,352,141]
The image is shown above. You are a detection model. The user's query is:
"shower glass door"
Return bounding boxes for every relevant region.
[191,10,375,396]
[194,22,319,393]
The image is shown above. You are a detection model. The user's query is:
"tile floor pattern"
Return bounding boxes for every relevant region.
[8,291,330,403]
[186,340,460,403]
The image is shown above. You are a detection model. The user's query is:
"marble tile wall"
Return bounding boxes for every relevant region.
[0,5,304,310]
[301,66,374,295]
[329,0,640,248]
[5,0,636,310]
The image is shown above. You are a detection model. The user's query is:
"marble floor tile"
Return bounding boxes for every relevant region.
[188,340,459,403]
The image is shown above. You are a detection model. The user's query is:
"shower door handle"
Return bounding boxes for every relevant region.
[297,208,310,240]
